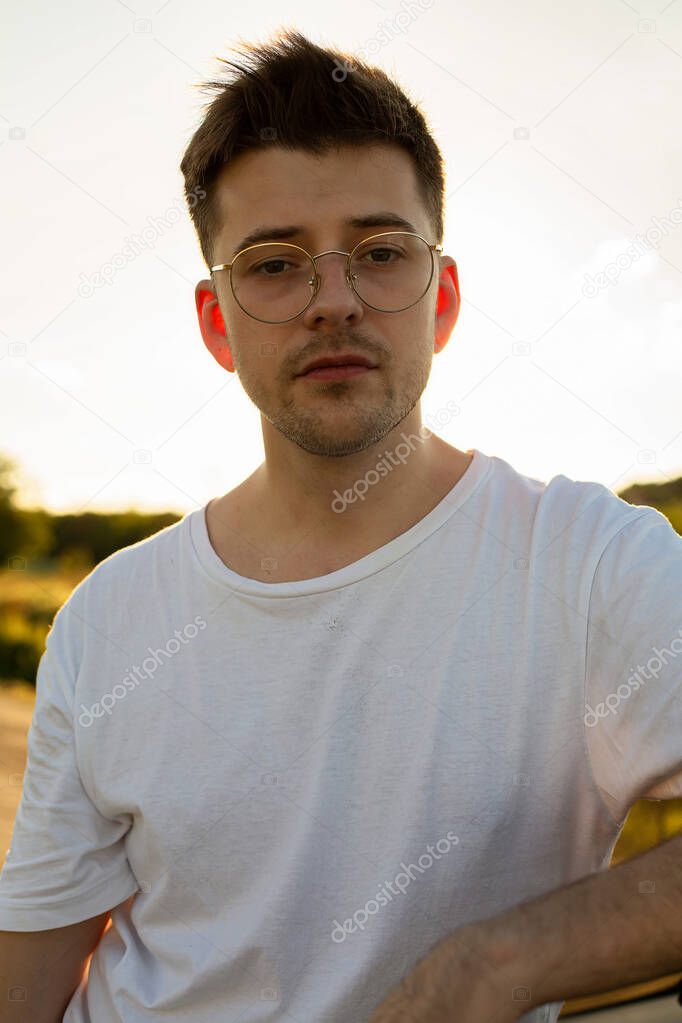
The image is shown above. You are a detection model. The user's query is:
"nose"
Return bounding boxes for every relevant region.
[300,251,365,328]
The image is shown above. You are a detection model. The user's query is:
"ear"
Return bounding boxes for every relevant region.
[434,257,460,354]
[195,279,235,373]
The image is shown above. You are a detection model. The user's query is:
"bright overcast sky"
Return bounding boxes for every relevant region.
[2,0,681,514]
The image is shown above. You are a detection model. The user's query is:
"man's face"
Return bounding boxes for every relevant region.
[199,143,457,458]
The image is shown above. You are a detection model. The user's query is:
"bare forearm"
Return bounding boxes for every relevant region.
[477,832,682,1009]
[368,833,682,1021]
[0,912,109,1023]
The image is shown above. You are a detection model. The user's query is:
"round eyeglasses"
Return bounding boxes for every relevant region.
[210,231,444,324]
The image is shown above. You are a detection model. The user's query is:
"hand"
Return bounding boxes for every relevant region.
[367,924,530,1023]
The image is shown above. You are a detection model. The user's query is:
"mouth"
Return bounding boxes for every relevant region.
[295,353,378,382]
[298,364,377,382]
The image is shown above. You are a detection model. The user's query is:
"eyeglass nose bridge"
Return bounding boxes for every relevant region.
[306,248,359,301]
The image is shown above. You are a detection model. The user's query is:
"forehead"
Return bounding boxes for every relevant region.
[212,143,428,253]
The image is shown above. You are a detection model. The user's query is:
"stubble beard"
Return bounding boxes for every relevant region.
[249,355,432,457]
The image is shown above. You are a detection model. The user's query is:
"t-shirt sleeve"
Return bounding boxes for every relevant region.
[584,506,682,826]
[0,597,140,931]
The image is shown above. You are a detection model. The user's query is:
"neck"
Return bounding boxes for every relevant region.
[246,407,472,550]
[206,409,473,582]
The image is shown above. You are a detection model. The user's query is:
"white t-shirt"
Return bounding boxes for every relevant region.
[1,447,681,1023]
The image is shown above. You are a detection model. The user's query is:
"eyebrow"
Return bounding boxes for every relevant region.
[232,212,420,256]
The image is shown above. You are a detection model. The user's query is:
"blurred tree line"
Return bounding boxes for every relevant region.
[0,455,180,572]
[0,454,180,685]
[619,475,682,534]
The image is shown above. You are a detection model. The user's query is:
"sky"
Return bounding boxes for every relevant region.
[1,0,681,514]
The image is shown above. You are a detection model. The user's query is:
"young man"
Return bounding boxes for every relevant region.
[1,28,682,1023]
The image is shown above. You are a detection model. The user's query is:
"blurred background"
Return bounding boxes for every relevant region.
[1,0,682,1014]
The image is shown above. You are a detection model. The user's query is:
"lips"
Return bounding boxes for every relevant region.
[297,352,377,376]
[300,364,374,382]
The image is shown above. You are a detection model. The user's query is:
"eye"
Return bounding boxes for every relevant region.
[357,246,403,265]
[254,259,294,276]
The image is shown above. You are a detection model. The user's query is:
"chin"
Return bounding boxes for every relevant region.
[297,426,392,458]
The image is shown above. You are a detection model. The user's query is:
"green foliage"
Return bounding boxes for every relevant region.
[0,608,47,685]
[0,456,54,565]
[0,450,183,685]
[44,510,180,567]
[617,478,682,537]
[658,500,682,536]
[619,476,682,507]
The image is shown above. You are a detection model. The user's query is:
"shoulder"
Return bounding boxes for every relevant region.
[481,451,657,559]
[50,512,193,642]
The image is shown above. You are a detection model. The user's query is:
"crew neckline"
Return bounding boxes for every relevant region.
[188,448,493,598]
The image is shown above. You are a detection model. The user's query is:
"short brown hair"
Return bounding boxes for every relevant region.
[179,28,446,269]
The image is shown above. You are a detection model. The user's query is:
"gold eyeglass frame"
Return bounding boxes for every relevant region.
[209,230,444,324]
